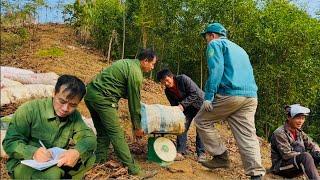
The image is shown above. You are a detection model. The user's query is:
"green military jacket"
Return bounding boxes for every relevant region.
[2,98,97,173]
[85,59,143,130]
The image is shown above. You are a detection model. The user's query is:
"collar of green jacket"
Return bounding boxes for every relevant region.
[45,98,56,120]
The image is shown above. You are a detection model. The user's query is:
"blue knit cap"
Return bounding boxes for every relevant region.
[201,22,227,37]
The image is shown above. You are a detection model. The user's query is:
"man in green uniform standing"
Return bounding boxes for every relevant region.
[3,75,97,179]
[84,48,157,175]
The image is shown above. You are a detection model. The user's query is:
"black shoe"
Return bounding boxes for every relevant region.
[250,175,262,180]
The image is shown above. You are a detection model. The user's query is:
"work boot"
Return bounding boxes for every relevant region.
[250,175,262,180]
[200,151,230,169]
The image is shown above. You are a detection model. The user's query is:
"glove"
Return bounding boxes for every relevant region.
[203,100,213,112]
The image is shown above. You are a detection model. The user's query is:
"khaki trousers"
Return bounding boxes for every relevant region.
[194,94,265,176]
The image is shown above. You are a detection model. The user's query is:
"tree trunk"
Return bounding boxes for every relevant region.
[107,30,116,64]
[201,55,203,89]
[177,60,180,75]
[121,2,125,59]
[142,27,147,48]
[200,44,204,89]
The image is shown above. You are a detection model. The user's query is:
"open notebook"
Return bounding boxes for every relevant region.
[21,147,66,171]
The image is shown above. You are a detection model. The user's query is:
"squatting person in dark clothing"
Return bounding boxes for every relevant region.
[157,69,206,162]
[270,104,320,179]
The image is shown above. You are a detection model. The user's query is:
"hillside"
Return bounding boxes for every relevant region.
[0,24,306,180]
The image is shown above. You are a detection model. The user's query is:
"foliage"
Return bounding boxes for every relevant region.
[35,46,64,58]
[250,1,320,140]
[63,0,123,58]
[1,0,47,55]
[0,27,31,54]
[65,0,319,142]
[1,0,46,28]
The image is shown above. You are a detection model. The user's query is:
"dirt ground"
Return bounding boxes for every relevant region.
[1,24,315,179]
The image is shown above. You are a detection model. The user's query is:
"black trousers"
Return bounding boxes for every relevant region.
[275,152,320,179]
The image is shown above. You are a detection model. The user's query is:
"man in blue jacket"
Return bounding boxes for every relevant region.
[157,69,206,162]
[194,22,265,180]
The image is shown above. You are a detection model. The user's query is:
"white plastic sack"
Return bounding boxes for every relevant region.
[1,84,54,106]
[1,77,23,89]
[3,72,59,85]
[1,130,7,157]
[141,103,186,134]
[82,116,96,134]
[1,66,34,75]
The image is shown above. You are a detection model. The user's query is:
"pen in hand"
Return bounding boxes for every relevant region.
[38,140,53,159]
[39,140,46,149]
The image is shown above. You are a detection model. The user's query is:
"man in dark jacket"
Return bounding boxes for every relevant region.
[157,69,206,162]
[270,104,320,179]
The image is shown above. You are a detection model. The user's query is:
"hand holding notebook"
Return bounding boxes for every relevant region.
[32,140,53,162]
[21,147,66,171]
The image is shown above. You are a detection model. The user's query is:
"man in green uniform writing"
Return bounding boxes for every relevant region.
[84,48,157,175]
[3,75,97,179]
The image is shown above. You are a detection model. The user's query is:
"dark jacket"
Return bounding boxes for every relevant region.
[165,74,204,112]
[270,123,320,172]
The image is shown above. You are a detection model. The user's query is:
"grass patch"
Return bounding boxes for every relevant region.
[0,27,29,53]
[36,46,64,58]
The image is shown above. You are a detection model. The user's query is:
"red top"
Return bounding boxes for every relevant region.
[289,129,298,141]
[168,82,182,99]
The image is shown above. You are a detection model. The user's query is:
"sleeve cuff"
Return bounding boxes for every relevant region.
[179,103,186,109]
[204,93,215,101]
[23,146,38,160]
[74,146,88,163]
[283,152,301,160]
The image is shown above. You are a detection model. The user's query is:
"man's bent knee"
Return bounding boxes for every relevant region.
[38,166,64,179]
[13,164,35,179]
[300,152,314,163]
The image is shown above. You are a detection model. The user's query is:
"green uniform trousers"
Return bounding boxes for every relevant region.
[84,99,140,175]
[13,155,95,179]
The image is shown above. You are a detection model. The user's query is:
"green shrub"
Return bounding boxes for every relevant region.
[17,27,30,40]
[0,31,24,53]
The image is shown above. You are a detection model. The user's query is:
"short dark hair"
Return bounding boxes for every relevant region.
[207,32,223,37]
[156,69,174,81]
[137,48,156,62]
[55,75,86,100]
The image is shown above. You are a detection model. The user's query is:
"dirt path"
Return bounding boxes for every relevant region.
[1,24,310,180]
